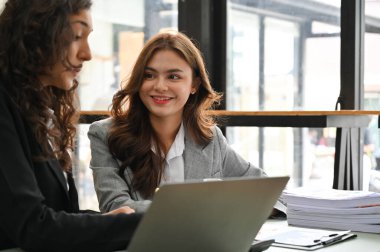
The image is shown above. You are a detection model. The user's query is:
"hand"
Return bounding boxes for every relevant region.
[103,205,135,215]
[269,208,286,219]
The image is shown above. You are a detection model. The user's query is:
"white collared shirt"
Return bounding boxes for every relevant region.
[160,123,185,184]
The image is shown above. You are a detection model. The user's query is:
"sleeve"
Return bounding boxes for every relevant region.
[214,126,287,216]
[88,120,151,213]
[0,92,142,252]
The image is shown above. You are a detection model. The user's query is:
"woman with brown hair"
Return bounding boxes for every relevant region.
[0,0,141,251]
[88,31,282,215]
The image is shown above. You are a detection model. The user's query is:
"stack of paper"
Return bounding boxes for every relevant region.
[284,188,380,233]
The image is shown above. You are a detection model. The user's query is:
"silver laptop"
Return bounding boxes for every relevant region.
[127,176,289,252]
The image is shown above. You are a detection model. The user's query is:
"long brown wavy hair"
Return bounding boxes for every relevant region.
[109,32,223,198]
[0,0,92,172]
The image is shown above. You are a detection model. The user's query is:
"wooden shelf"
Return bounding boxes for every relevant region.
[79,110,380,128]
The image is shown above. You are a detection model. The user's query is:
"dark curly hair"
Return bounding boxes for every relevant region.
[109,32,222,198]
[0,0,92,171]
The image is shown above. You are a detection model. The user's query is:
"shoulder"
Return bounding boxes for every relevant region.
[209,125,226,144]
[88,117,114,138]
[185,125,225,148]
[212,125,224,137]
[208,126,229,154]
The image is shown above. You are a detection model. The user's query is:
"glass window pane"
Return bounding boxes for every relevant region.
[364,0,380,192]
[264,17,298,110]
[364,116,380,192]
[227,0,341,189]
[227,9,260,111]
[364,0,380,111]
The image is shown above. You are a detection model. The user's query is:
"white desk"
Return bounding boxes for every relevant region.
[261,220,380,252]
[2,220,379,252]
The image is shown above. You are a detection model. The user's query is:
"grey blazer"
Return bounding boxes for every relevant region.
[88,118,267,213]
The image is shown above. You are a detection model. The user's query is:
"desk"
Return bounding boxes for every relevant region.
[260,220,380,252]
[2,220,379,252]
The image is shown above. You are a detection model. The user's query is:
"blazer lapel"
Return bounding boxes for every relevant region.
[47,158,70,198]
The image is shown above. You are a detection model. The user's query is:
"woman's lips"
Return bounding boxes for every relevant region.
[152,96,172,104]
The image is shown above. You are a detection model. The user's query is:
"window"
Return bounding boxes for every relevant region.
[364,0,380,109]
[364,0,380,191]
[226,0,341,189]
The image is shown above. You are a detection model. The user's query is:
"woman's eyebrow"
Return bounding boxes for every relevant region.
[71,20,93,31]
[145,66,184,73]
[167,69,184,73]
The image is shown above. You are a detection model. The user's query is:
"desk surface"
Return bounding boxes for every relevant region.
[2,220,379,252]
[261,220,380,252]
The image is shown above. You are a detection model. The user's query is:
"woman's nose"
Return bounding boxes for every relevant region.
[154,77,168,91]
[79,42,92,61]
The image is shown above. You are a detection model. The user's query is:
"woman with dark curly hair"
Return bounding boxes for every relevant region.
[88,32,285,215]
[0,0,141,251]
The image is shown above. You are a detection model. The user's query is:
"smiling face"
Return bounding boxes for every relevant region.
[139,49,197,124]
[38,9,93,90]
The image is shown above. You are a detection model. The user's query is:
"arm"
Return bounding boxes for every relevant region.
[0,90,141,252]
[213,126,265,178]
[214,126,287,217]
[88,119,151,213]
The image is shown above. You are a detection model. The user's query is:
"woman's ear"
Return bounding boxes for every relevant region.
[192,77,201,94]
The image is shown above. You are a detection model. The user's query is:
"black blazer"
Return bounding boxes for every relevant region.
[0,85,141,252]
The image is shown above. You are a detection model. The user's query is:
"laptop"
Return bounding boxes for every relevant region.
[127,176,289,252]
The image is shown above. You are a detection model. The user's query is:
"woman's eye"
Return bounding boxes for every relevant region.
[169,74,180,80]
[74,35,82,40]
[144,73,154,79]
